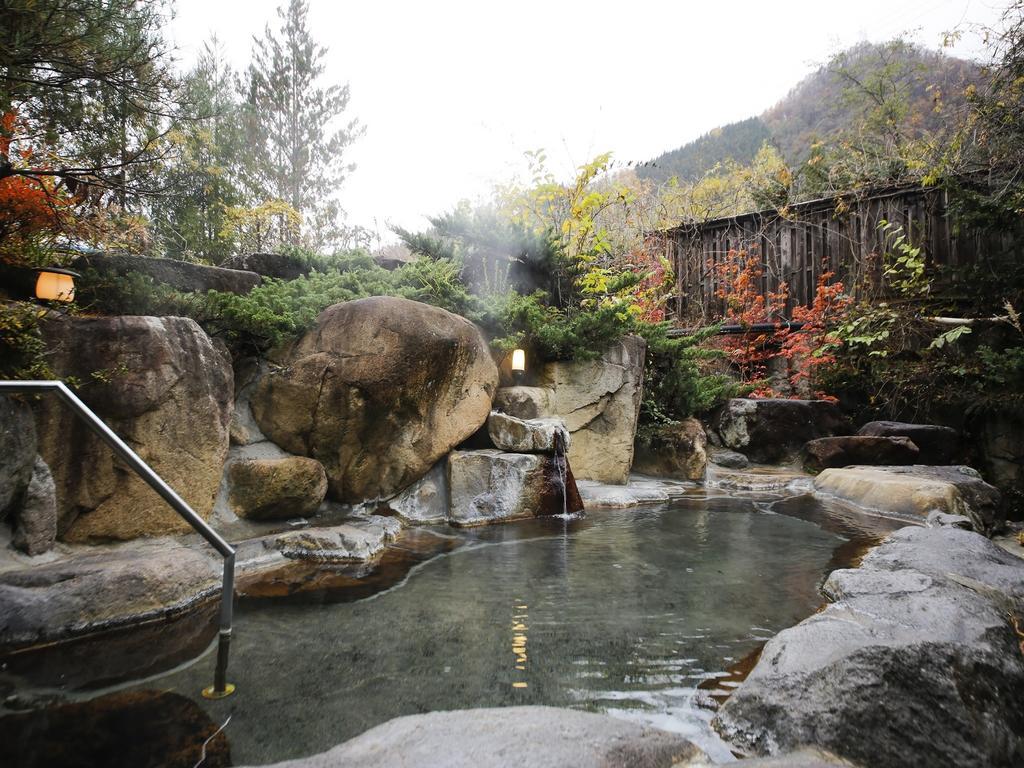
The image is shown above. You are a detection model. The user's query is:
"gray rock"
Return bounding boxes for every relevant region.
[387,461,449,524]
[715,526,1024,768]
[856,420,960,464]
[802,435,919,472]
[493,386,550,420]
[711,449,750,469]
[970,407,1024,507]
[632,417,707,481]
[35,315,233,541]
[714,398,849,463]
[447,449,583,525]
[270,517,401,562]
[577,475,692,507]
[487,410,570,454]
[926,510,973,529]
[222,251,311,280]
[0,542,220,647]
[229,394,265,446]
[238,706,705,768]
[75,251,260,294]
[813,465,1003,534]
[251,297,498,503]
[0,395,37,519]
[12,457,57,555]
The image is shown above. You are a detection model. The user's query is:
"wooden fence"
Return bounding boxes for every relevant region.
[660,184,1016,323]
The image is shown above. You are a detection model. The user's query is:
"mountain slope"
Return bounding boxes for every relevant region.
[639,41,983,186]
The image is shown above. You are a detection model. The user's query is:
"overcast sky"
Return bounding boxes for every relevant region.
[168,0,1006,241]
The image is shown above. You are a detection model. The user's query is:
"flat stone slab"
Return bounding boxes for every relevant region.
[813,465,1002,534]
[715,526,1024,767]
[577,474,694,507]
[487,410,570,454]
[239,706,705,768]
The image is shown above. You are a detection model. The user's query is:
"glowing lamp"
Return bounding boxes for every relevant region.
[511,348,526,374]
[35,268,78,302]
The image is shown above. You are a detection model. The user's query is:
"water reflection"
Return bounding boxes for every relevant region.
[112,495,898,765]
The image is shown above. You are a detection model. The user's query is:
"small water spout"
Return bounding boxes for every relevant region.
[553,428,568,518]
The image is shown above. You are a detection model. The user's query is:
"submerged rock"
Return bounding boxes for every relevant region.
[632,417,708,481]
[714,398,848,463]
[237,706,705,768]
[227,456,328,520]
[447,449,583,525]
[813,465,1003,534]
[251,297,498,503]
[710,449,750,469]
[715,526,1024,768]
[856,420,960,464]
[802,435,919,472]
[486,410,570,454]
[34,315,232,541]
[11,457,57,555]
[0,689,231,768]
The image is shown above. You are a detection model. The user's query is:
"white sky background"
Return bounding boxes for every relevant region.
[168,0,1007,243]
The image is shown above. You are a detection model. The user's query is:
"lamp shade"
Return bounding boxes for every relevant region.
[511,348,526,373]
[35,269,76,302]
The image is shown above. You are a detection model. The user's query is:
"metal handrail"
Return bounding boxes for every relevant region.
[0,380,236,697]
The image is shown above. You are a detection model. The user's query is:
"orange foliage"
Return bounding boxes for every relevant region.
[710,248,850,399]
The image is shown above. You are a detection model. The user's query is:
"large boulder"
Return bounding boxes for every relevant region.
[632,417,708,481]
[486,411,569,454]
[715,526,1024,767]
[0,395,37,519]
[496,336,646,484]
[714,398,849,463]
[222,251,311,280]
[251,297,498,503]
[802,435,919,472]
[35,315,232,541]
[237,706,705,768]
[76,252,260,295]
[11,457,57,555]
[970,408,1024,513]
[813,465,1003,534]
[227,457,328,520]
[447,449,583,526]
[856,420,960,464]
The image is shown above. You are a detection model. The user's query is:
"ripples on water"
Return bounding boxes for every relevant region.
[135,496,855,764]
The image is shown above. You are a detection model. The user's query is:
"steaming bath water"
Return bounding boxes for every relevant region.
[120,495,869,764]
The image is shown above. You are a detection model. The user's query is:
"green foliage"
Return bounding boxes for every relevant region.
[0,301,53,379]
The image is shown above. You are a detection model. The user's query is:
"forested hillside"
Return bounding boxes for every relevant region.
[640,40,983,188]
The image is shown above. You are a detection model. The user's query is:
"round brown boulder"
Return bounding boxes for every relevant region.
[227,457,327,520]
[250,297,498,502]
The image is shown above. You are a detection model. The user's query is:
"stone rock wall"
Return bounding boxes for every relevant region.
[251,297,498,503]
[714,398,849,463]
[35,315,233,541]
[494,336,646,484]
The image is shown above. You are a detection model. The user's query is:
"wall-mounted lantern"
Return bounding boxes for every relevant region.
[510,348,526,379]
[34,267,78,302]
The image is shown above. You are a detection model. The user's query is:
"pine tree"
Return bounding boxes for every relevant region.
[152,37,247,262]
[243,0,361,242]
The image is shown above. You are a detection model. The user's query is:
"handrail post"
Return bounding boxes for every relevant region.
[0,380,237,697]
